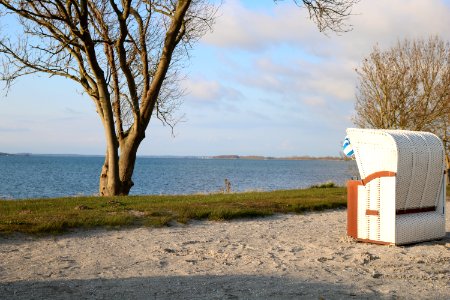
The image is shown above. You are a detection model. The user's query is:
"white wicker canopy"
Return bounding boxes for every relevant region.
[346,128,446,245]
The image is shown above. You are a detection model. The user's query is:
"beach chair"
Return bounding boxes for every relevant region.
[346,128,446,245]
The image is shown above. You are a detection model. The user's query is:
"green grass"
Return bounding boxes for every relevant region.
[0,187,347,235]
[2,185,448,236]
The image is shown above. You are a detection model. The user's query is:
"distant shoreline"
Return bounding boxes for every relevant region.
[0,152,347,161]
[210,155,345,161]
[0,152,31,157]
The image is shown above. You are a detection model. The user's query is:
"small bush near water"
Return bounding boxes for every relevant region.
[0,188,347,235]
[310,181,338,188]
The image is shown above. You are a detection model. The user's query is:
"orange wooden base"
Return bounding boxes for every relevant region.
[346,171,397,240]
[346,180,361,238]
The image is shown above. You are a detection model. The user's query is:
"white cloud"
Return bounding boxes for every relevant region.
[303,96,326,107]
[334,0,450,61]
[197,0,450,129]
[181,77,244,103]
[203,0,318,50]
[183,78,221,101]
[205,0,450,55]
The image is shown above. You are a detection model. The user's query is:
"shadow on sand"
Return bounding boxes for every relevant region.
[0,274,388,300]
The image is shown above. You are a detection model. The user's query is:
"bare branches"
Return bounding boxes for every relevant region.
[0,35,81,89]
[275,0,359,33]
[354,36,450,159]
[0,0,218,137]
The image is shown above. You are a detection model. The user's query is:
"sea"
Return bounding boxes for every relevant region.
[0,155,358,200]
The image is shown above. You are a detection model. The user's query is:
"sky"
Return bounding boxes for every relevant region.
[1,0,450,157]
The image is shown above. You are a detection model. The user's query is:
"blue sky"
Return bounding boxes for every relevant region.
[1,0,450,156]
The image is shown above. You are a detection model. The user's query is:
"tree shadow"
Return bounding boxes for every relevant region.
[0,274,386,300]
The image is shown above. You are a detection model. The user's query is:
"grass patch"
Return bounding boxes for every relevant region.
[0,187,343,235]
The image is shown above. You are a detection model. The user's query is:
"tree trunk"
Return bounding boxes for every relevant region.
[99,152,137,196]
[99,153,113,196]
[99,154,136,196]
[99,149,122,196]
[99,129,144,196]
[117,141,141,195]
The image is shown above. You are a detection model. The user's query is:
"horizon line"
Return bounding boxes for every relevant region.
[0,152,344,160]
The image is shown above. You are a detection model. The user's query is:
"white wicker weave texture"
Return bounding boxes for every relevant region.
[346,128,446,245]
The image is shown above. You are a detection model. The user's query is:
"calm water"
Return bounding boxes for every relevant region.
[0,155,358,199]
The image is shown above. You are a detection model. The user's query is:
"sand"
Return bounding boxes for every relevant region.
[0,207,449,299]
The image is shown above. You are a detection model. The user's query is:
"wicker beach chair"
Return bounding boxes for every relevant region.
[346,128,446,245]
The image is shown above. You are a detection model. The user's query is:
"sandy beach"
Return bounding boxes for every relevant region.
[0,207,449,299]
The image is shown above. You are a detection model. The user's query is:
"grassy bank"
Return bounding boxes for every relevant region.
[0,187,346,235]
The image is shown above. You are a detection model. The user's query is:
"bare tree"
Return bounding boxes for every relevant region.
[354,36,450,178]
[0,0,358,196]
[0,0,217,196]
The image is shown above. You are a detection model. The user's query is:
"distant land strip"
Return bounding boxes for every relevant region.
[0,152,348,161]
[0,152,31,156]
[210,155,345,161]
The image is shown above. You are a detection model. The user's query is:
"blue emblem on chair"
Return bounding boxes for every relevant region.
[342,137,354,157]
